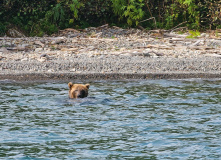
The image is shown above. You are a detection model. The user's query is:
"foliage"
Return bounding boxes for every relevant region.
[112,0,145,26]
[78,0,113,27]
[0,22,7,36]
[0,0,220,36]
[186,30,201,38]
[204,0,221,29]
[69,0,84,23]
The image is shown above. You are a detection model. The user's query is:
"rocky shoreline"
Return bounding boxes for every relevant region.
[0,26,221,81]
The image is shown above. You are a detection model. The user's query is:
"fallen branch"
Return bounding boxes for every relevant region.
[171,27,188,33]
[169,21,187,33]
[139,17,157,29]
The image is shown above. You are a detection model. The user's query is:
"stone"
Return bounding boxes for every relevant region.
[21,58,28,61]
[37,57,47,62]
[0,47,9,54]
[154,52,164,56]
[60,48,78,51]
[70,68,76,72]
[47,69,54,72]
[0,56,6,61]
[204,54,221,58]
[51,37,66,44]
[34,41,45,47]
[142,52,151,57]
[40,53,50,60]
[16,46,26,51]
[35,48,43,52]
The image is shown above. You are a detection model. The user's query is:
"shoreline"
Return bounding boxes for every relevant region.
[1,72,220,82]
[1,27,220,81]
[0,56,220,81]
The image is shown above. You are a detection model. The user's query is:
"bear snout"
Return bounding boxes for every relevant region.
[77,90,86,98]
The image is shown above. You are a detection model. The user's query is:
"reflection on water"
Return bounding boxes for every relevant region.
[0,79,220,159]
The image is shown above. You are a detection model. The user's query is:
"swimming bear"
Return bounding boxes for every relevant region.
[68,82,90,98]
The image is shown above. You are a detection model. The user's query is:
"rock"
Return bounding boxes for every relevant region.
[0,56,6,61]
[6,46,26,51]
[51,37,66,44]
[21,43,30,48]
[129,51,149,57]
[121,53,132,56]
[190,40,203,46]
[47,69,54,72]
[204,54,221,58]
[60,48,78,51]
[87,46,95,50]
[40,53,50,60]
[199,33,207,37]
[88,54,94,58]
[93,52,101,56]
[154,52,164,56]
[35,48,43,52]
[17,46,27,51]
[34,41,45,47]
[37,57,47,62]
[70,68,76,72]
[0,47,9,54]
[21,58,28,61]
[142,52,151,57]
[69,33,82,38]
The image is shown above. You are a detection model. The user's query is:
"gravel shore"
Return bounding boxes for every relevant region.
[0,56,220,81]
[0,26,221,81]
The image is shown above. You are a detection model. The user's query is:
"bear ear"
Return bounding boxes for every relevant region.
[85,84,90,89]
[68,82,73,89]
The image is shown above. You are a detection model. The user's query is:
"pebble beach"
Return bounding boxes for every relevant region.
[0,25,221,81]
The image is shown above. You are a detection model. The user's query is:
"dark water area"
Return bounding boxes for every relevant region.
[0,79,220,159]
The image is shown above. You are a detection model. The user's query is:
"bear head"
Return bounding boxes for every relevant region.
[68,82,90,98]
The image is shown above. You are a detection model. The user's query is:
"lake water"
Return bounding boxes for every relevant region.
[0,79,220,159]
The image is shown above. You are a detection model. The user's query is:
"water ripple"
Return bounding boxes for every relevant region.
[0,79,220,159]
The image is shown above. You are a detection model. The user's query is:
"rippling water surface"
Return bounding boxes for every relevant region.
[0,79,220,159]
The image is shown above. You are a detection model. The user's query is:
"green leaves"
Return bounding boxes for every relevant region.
[51,4,65,22]
[0,0,220,36]
[112,0,145,26]
[183,0,192,5]
[69,19,74,24]
[69,0,84,19]
[186,30,200,38]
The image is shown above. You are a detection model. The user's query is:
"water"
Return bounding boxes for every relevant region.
[0,79,220,159]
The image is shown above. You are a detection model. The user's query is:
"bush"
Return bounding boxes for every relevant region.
[0,0,220,36]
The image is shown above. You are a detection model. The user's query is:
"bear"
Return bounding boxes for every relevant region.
[68,82,90,98]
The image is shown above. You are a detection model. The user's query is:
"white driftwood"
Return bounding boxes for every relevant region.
[190,40,203,46]
[163,33,187,38]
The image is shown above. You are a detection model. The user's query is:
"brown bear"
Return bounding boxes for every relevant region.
[68,82,90,98]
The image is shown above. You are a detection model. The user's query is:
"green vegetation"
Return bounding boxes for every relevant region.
[186,30,201,38]
[0,0,220,36]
